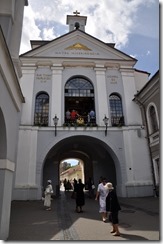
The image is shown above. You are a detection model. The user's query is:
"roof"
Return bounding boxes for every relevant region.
[20,28,137,62]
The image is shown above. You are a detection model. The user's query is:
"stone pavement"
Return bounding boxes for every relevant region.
[7,190,160,241]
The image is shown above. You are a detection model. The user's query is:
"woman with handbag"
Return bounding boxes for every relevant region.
[44,180,53,211]
[105,182,121,236]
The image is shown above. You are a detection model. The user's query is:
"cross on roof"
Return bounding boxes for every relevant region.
[73,10,80,15]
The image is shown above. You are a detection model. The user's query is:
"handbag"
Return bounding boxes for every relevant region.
[92,184,95,189]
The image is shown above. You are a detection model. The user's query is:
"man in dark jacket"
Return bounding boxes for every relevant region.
[75,179,85,213]
[105,182,121,236]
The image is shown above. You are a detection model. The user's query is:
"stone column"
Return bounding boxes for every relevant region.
[94,66,109,126]
[20,67,36,125]
[14,127,38,200]
[51,65,63,126]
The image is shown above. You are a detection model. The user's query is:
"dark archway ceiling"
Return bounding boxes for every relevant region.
[46,135,112,162]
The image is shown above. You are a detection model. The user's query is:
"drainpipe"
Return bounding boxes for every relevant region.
[134,98,157,197]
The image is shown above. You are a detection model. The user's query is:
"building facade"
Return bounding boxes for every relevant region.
[13,13,155,201]
[134,70,160,196]
[0,0,27,240]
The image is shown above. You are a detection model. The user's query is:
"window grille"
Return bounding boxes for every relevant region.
[109,94,124,126]
[34,93,49,126]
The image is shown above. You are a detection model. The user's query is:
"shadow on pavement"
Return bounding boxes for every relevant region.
[7,189,159,241]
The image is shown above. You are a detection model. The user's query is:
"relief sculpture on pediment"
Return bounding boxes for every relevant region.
[65,42,92,51]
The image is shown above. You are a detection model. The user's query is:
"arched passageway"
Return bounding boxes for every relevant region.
[42,136,119,196]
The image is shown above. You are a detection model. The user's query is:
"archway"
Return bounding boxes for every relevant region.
[42,136,119,196]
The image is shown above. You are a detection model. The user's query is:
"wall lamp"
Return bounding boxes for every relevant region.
[103,115,109,136]
[53,115,59,136]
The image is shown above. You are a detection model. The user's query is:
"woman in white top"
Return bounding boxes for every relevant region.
[95,177,109,222]
[44,180,53,211]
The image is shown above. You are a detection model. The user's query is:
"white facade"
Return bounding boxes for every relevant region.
[0,0,27,240]
[13,14,154,201]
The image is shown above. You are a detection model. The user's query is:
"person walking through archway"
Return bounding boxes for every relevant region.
[44,180,53,211]
[95,177,109,222]
[75,179,85,213]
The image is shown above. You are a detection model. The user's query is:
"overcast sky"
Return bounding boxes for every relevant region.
[20,0,159,77]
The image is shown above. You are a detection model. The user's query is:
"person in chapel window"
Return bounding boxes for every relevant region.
[65,109,71,121]
[89,109,95,122]
[71,110,78,121]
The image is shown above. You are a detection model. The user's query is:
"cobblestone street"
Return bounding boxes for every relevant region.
[7,188,159,241]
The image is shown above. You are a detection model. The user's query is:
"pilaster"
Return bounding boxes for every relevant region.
[120,69,141,125]
[20,67,36,125]
[94,66,109,126]
[51,65,63,126]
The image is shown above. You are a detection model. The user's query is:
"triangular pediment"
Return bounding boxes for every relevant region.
[21,30,135,62]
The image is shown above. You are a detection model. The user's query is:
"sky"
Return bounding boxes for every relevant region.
[62,159,79,166]
[20,0,159,78]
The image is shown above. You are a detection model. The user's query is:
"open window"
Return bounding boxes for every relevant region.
[64,76,96,126]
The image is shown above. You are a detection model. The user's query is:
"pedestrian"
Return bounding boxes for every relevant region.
[66,180,72,191]
[73,178,78,191]
[44,180,53,211]
[95,177,109,222]
[75,179,85,213]
[63,178,67,191]
[105,182,121,236]
[71,178,77,199]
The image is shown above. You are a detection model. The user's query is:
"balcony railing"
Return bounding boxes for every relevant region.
[63,116,97,127]
[34,115,48,126]
[111,116,124,127]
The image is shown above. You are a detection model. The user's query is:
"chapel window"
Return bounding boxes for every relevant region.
[109,94,124,126]
[149,105,158,134]
[34,92,49,126]
[64,77,96,126]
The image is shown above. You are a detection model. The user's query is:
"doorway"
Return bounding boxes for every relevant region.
[42,136,117,197]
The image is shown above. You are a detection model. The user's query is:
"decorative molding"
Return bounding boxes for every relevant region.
[0,159,15,172]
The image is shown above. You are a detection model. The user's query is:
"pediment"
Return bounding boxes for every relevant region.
[21,30,135,62]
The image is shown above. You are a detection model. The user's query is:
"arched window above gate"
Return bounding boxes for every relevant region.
[65,77,94,97]
[34,92,49,126]
[64,77,96,126]
[109,93,124,126]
